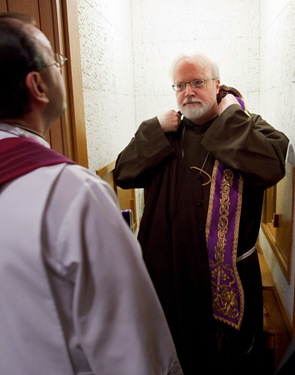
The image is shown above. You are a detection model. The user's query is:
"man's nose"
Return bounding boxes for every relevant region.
[184,83,195,95]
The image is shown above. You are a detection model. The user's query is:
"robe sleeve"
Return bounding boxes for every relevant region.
[202,104,289,188]
[114,117,174,189]
[50,170,182,375]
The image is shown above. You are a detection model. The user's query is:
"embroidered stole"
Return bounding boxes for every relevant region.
[206,160,244,330]
[0,137,75,186]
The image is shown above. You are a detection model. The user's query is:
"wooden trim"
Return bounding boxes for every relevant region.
[274,283,293,336]
[96,161,116,178]
[261,163,295,285]
[261,222,290,283]
[96,161,138,232]
[60,0,88,167]
[257,242,294,337]
[257,250,275,290]
[0,1,7,11]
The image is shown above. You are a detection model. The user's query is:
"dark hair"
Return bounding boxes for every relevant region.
[0,13,47,118]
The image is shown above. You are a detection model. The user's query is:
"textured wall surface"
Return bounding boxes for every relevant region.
[77,0,136,171]
[259,0,295,325]
[131,0,260,123]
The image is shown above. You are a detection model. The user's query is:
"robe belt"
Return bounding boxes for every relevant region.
[236,246,256,263]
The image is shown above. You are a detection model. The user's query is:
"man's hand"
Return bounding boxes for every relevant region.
[157,110,181,132]
[217,94,240,115]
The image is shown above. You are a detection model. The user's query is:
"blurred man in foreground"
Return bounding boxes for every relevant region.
[0,12,183,375]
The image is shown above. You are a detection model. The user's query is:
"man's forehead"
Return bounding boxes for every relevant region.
[175,59,209,77]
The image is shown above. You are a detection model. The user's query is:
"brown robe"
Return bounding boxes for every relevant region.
[114,105,289,374]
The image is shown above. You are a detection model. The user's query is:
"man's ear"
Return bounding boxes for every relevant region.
[25,71,49,104]
[215,78,220,95]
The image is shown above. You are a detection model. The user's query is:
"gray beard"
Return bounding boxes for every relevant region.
[180,102,210,121]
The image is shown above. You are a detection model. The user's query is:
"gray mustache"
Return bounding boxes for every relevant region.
[182,98,202,104]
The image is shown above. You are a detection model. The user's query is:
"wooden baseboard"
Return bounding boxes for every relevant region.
[258,249,292,369]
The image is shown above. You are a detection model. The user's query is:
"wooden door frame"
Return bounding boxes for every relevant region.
[0,0,88,168]
[55,0,88,167]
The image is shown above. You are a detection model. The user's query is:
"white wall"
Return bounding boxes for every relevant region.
[131,0,260,123]
[259,0,295,327]
[77,0,136,172]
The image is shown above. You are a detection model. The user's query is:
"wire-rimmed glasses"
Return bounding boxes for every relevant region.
[45,53,68,70]
[172,78,217,92]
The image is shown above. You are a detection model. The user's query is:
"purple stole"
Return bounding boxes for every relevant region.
[206,160,244,330]
[0,137,75,186]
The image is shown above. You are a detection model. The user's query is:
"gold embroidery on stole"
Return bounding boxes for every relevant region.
[206,160,244,330]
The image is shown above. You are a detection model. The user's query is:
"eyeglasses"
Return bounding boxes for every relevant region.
[45,53,68,70]
[172,78,217,92]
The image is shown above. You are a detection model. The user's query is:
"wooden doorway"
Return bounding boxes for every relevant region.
[0,0,88,167]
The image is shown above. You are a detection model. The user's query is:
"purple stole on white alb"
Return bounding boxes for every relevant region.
[0,137,75,186]
[206,160,244,330]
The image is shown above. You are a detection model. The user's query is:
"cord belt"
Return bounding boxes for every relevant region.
[236,246,256,263]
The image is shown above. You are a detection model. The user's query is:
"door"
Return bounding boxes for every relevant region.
[0,0,88,167]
